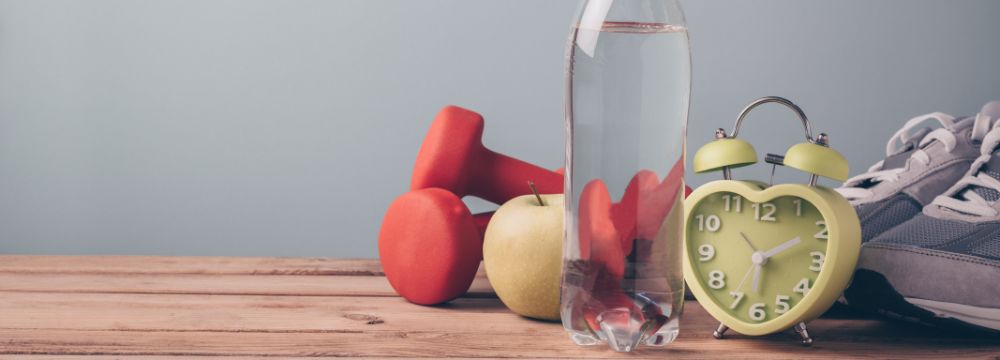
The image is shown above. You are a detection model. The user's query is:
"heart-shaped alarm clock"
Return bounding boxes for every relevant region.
[683,96,861,345]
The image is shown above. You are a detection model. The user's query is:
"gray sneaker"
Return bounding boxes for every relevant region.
[837,105,994,242]
[844,101,1000,331]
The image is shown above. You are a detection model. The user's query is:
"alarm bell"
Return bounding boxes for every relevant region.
[692,96,849,186]
[692,136,757,173]
[782,136,849,182]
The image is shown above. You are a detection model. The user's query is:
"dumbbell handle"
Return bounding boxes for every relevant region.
[474,150,564,203]
[472,213,491,234]
[465,212,493,264]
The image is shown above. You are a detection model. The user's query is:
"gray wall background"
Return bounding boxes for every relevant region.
[0,0,998,257]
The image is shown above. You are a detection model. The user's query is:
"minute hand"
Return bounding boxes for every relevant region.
[762,236,801,259]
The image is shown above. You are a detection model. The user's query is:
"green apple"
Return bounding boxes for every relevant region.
[483,193,564,321]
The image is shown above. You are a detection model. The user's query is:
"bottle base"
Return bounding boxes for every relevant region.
[565,316,680,352]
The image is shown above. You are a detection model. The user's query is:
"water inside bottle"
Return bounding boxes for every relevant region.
[563,21,689,352]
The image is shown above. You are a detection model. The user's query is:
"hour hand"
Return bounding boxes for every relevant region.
[739,232,758,252]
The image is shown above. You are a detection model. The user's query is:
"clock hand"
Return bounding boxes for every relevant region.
[739,232,758,252]
[745,236,799,293]
[762,236,801,259]
[751,264,762,293]
[734,263,755,292]
[735,232,767,293]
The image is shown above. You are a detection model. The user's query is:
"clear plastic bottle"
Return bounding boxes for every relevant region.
[561,0,690,352]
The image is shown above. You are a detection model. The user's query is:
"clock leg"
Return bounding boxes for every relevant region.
[712,323,729,339]
[793,322,814,346]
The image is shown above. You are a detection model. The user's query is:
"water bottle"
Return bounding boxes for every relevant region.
[561,0,690,352]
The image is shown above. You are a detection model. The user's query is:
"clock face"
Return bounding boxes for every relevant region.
[687,191,829,324]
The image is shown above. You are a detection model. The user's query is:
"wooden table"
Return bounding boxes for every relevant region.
[0,256,996,359]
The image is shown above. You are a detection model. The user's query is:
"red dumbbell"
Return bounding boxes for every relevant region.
[612,170,661,255]
[612,159,691,254]
[576,183,662,336]
[579,179,626,278]
[578,179,663,278]
[582,162,688,260]
[635,158,687,242]
[576,166,686,339]
[578,159,691,273]
[410,105,563,202]
[378,188,491,305]
[382,105,565,305]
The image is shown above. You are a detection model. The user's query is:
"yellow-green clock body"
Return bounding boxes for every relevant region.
[683,180,861,335]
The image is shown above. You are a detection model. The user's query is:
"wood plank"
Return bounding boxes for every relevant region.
[1,323,996,358]
[0,292,996,358]
[0,357,345,360]
[0,292,510,332]
[0,257,996,358]
[0,354,540,360]
[0,273,495,298]
[0,256,495,298]
[0,354,418,360]
[0,357,416,360]
[0,358,544,360]
[0,255,384,276]
[0,290,973,341]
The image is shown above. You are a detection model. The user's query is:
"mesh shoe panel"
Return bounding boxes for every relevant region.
[870,214,978,248]
[970,233,1000,260]
[855,194,923,242]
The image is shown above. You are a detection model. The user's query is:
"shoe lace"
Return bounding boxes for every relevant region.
[932,122,1000,217]
[836,112,961,202]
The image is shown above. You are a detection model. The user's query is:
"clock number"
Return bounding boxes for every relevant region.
[707,270,726,290]
[749,303,766,321]
[792,199,802,216]
[722,194,742,212]
[698,244,715,262]
[729,291,745,309]
[793,278,811,295]
[751,203,777,222]
[775,295,791,314]
[809,251,825,272]
[815,221,829,240]
[695,214,721,232]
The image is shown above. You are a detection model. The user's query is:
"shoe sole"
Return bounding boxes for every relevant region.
[907,297,1000,330]
[844,269,1000,332]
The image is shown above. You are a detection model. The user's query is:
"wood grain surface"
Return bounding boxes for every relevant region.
[0,256,996,359]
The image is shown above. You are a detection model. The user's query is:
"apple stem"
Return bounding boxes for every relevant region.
[528,181,545,206]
